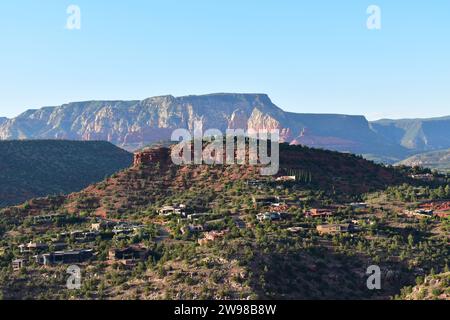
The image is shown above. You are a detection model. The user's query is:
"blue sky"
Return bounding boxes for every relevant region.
[0,0,449,120]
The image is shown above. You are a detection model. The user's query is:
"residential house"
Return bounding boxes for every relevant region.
[349,203,369,209]
[91,219,117,231]
[316,224,350,235]
[252,196,280,208]
[257,212,282,222]
[305,208,335,218]
[158,204,186,216]
[35,249,94,266]
[57,230,99,242]
[181,224,204,234]
[112,223,144,236]
[108,246,150,267]
[187,213,211,222]
[404,209,434,218]
[18,242,48,253]
[19,242,67,253]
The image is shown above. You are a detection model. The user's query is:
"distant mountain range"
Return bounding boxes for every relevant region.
[397,149,450,172]
[1,93,449,163]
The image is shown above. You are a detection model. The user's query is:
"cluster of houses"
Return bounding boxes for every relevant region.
[404,209,435,219]
[409,173,446,183]
[12,217,152,271]
[56,230,99,242]
[304,208,335,218]
[419,201,450,218]
[403,201,450,219]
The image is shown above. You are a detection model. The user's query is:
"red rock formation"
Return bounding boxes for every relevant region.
[133,147,170,167]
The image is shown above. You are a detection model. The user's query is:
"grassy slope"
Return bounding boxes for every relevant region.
[0,140,133,207]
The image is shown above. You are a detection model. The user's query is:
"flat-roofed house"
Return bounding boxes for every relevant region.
[252,196,280,208]
[108,246,150,266]
[35,249,94,266]
[316,224,350,235]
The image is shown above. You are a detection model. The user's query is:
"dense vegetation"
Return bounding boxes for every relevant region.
[0,140,133,207]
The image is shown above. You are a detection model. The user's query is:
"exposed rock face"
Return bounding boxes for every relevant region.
[0,94,291,151]
[1,93,437,162]
[133,147,171,167]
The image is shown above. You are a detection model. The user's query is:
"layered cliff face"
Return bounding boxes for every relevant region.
[1,93,441,162]
[0,94,293,150]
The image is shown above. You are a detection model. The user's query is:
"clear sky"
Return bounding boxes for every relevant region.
[0,0,449,120]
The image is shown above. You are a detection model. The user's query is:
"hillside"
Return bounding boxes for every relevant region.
[2,143,409,218]
[396,273,450,300]
[2,144,445,300]
[0,140,133,207]
[397,149,450,172]
[0,93,419,162]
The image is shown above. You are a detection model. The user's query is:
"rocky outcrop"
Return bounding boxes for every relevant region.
[133,147,171,167]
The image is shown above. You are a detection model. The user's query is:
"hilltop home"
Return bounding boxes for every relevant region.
[316,224,350,235]
[34,249,94,266]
